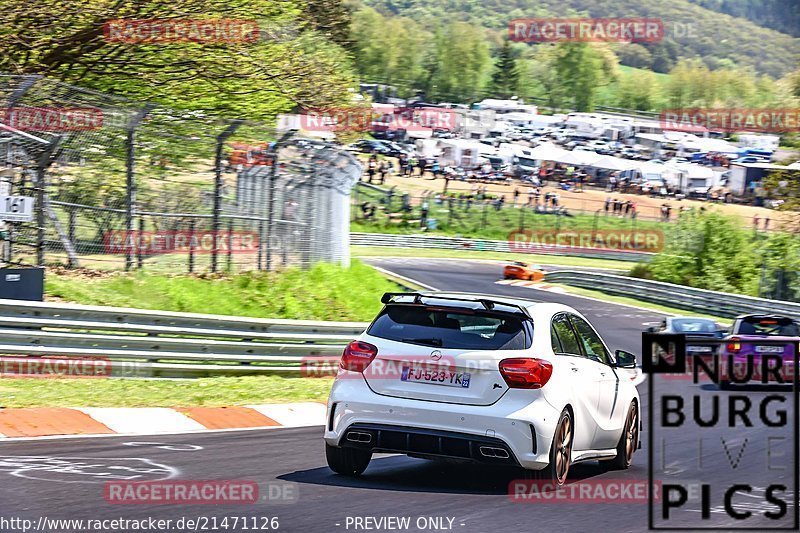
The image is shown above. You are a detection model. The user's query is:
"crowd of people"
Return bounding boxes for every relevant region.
[604,196,637,218]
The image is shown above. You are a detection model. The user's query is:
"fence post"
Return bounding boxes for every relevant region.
[227,219,234,272]
[34,137,63,267]
[188,218,196,273]
[211,120,243,273]
[257,219,265,269]
[67,208,77,268]
[124,105,153,272]
[137,217,145,269]
[266,131,295,272]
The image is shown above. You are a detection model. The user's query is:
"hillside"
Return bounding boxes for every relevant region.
[364,0,799,78]
[687,0,800,38]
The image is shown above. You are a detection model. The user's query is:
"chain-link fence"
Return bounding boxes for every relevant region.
[0,74,362,273]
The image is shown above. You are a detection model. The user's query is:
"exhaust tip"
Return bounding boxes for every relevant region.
[479,446,510,459]
[346,431,372,444]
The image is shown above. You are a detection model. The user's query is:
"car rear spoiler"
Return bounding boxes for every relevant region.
[380,292,531,318]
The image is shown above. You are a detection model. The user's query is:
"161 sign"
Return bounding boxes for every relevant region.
[0,195,34,222]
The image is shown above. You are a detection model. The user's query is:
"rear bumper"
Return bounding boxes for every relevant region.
[324,376,561,470]
[339,423,520,465]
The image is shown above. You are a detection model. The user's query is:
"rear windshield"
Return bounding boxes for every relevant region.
[737,317,799,336]
[368,305,530,350]
[672,318,718,334]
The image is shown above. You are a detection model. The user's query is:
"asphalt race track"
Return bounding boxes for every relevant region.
[0,258,795,533]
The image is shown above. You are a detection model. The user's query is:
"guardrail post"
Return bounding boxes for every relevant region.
[211,120,243,273]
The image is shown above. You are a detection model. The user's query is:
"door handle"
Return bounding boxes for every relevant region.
[571,367,579,372]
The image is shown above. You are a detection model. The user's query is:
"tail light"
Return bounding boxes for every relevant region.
[499,358,553,389]
[726,338,742,353]
[340,341,378,373]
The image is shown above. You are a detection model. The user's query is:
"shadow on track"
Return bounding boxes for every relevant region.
[280,454,616,496]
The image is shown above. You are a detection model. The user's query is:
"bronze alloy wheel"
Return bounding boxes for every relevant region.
[554,413,573,485]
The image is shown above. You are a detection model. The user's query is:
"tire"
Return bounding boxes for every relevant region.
[609,402,639,470]
[326,443,372,476]
[524,408,573,487]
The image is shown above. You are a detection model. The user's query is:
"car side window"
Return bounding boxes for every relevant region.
[569,315,610,364]
[551,314,581,355]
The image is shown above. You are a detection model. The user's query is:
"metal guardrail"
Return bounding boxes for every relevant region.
[351,232,652,262]
[0,299,368,378]
[544,271,800,320]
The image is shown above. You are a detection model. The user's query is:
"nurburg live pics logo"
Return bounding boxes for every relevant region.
[643,333,799,529]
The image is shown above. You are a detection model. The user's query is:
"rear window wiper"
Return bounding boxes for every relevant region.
[401,337,443,347]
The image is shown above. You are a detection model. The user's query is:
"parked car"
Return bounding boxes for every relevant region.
[324,292,641,486]
[720,314,799,388]
[346,139,391,155]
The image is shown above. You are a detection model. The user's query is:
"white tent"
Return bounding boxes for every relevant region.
[589,155,638,171]
[556,150,602,166]
[527,142,568,161]
[637,161,667,182]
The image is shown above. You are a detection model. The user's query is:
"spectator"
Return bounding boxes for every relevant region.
[604,196,611,215]
[406,155,416,176]
[513,187,520,207]
[420,201,429,228]
[360,202,376,220]
[764,216,770,231]
[366,156,377,183]
[378,160,388,185]
[431,161,441,179]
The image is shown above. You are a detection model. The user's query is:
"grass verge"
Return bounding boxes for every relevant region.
[0,376,334,408]
[46,260,399,321]
[352,245,633,271]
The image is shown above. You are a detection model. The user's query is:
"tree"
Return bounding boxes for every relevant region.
[427,22,491,102]
[489,40,519,99]
[0,0,357,118]
[553,43,606,112]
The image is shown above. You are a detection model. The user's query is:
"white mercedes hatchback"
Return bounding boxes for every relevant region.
[324,292,641,486]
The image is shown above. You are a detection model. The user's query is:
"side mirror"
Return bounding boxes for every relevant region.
[614,350,637,368]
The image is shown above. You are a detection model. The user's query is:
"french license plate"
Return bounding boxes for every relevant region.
[687,345,713,353]
[401,366,471,388]
[755,345,785,353]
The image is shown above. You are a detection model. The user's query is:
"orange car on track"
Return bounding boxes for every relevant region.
[503,261,544,281]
